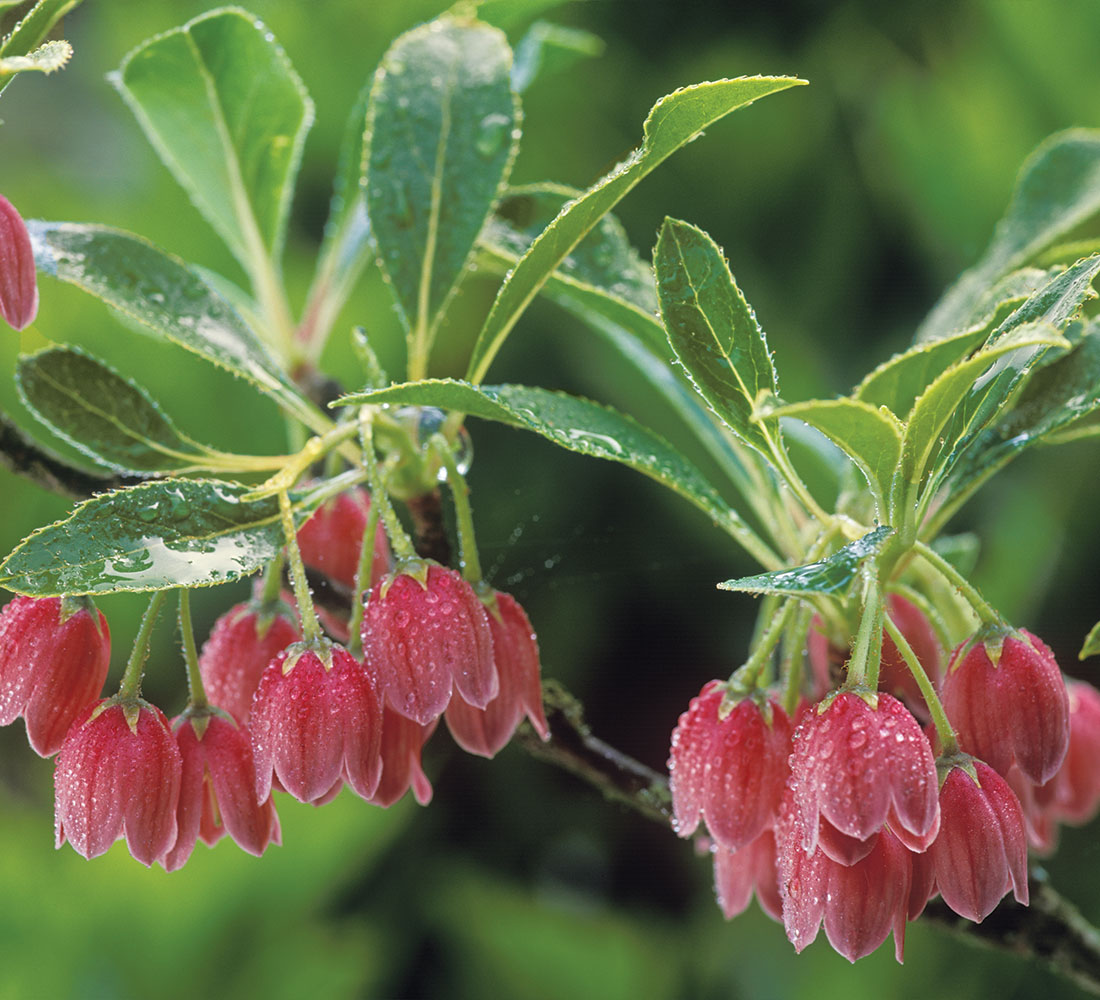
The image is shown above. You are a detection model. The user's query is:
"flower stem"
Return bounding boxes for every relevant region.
[280,489,322,644]
[915,539,1003,627]
[430,432,483,585]
[118,590,168,700]
[346,494,382,660]
[883,614,957,754]
[258,548,287,608]
[845,566,884,689]
[177,589,208,710]
[359,409,418,563]
[731,598,799,692]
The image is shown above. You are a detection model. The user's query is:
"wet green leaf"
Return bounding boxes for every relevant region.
[366,14,517,361]
[655,217,778,458]
[113,8,313,273]
[1080,620,1100,660]
[510,20,603,94]
[0,38,70,75]
[718,526,894,596]
[466,75,806,383]
[15,347,212,475]
[897,325,1069,502]
[918,130,1100,343]
[337,379,775,562]
[27,222,314,425]
[769,399,902,519]
[0,0,81,95]
[0,479,293,596]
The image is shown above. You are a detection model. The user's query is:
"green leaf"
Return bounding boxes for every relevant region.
[986,254,1100,346]
[0,479,289,596]
[654,217,779,458]
[0,38,70,75]
[896,325,1070,502]
[27,222,316,426]
[944,318,1100,497]
[336,379,778,566]
[15,347,215,475]
[113,8,313,274]
[769,399,902,519]
[510,21,603,94]
[1080,620,1100,660]
[0,0,80,95]
[918,130,1100,343]
[466,75,806,383]
[366,14,518,371]
[718,526,894,597]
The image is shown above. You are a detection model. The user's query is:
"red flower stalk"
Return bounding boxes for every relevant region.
[370,707,436,808]
[941,628,1069,785]
[713,830,782,922]
[0,194,38,331]
[361,563,497,725]
[0,596,110,757]
[789,691,939,855]
[251,642,383,804]
[163,711,280,871]
[931,757,1029,922]
[669,682,793,849]
[199,600,300,724]
[444,591,549,758]
[297,487,391,590]
[54,698,182,866]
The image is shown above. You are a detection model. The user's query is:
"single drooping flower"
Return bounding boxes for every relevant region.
[713,830,782,922]
[162,711,280,871]
[54,698,182,866]
[1040,679,1100,825]
[370,706,436,808]
[941,628,1069,785]
[444,591,549,758]
[777,789,913,963]
[0,194,38,331]
[361,563,497,725]
[199,599,300,724]
[297,487,391,590]
[251,641,383,804]
[788,690,940,856]
[930,756,1028,923]
[669,683,794,849]
[0,596,111,757]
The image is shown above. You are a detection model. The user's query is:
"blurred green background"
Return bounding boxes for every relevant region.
[2,0,1100,997]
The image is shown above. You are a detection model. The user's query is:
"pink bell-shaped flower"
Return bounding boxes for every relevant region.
[0,596,111,757]
[361,563,497,725]
[789,691,939,854]
[162,711,281,871]
[931,757,1029,922]
[54,698,182,866]
[713,829,782,922]
[669,682,793,849]
[199,600,299,724]
[370,706,436,808]
[251,641,383,804]
[942,628,1069,785]
[297,487,391,590]
[444,591,549,758]
[0,194,38,331]
[1043,680,1100,825]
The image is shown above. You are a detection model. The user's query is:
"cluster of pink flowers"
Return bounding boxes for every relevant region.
[0,486,548,868]
[669,597,1100,962]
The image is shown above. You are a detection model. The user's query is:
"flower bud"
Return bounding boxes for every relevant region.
[54,698,182,865]
[931,758,1029,922]
[361,564,497,725]
[0,194,38,331]
[0,596,110,757]
[251,642,383,804]
[445,591,549,758]
[942,628,1070,785]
